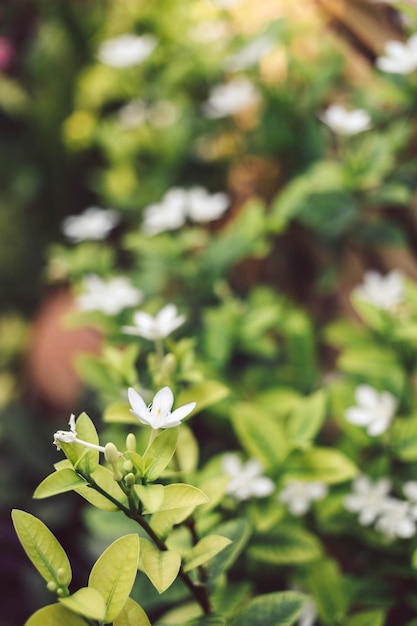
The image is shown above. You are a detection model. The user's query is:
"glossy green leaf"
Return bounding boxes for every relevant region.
[286,448,358,484]
[89,534,140,622]
[34,469,86,499]
[233,591,306,626]
[150,506,196,539]
[183,535,232,572]
[144,427,179,481]
[344,610,386,626]
[12,510,72,587]
[25,604,87,626]
[79,464,128,510]
[208,519,251,581]
[287,389,327,448]
[114,597,152,626]
[186,615,226,626]
[175,424,199,474]
[134,484,165,513]
[305,559,348,625]
[140,541,181,593]
[249,524,322,565]
[177,380,229,415]
[390,415,417,461]
[158,483,209,511]
[59,587,106,620]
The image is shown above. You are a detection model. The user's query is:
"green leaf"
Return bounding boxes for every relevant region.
[59,587,106,620]
[58,412,100,475]
[89,534,140,622]
[186,616,226,626]
[390,415,417,461]
[208,519,251,581]
[78,464,128,510]
[12,510,72,587]
[34,469,87,499]
[134,484,165,513]
[183,535,232,572]
[344,610,386,626]
[143,427,179,481]
[140,541,181,593]
[175,424,199,474]
[177,380,229,414]
[231,403,289,469]
[233,591,306,626]
[104,401,138,424]
[287,390,327,448]
[158,484,209,511]
[150,506,196,539]
[114,597,152,626]
[305,559,348,625]
[249,524,322,565]
[286,448,358,484]
[337,343,404,394]
[25,604,87,626]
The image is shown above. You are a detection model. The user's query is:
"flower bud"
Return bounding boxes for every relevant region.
[46,581,57,592]
[104,442,120,464]
[56,568,67,584]
[123,459,133,472]
[125,472,136,488]
[126,433,136,452]
[56,587,65,597]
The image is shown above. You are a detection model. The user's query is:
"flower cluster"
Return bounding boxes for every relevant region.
[344,476,417,540]
[76,275,143,315]
[376,34,417,75]
[97,33,157,68]
[222,454,275,500]
[320,104,372,136]
[345,384,397,436]
[278,480,328,516]
[203,77,260,119]
[142,187,230,236]
[353,270,405,310]
[62,207,120,242]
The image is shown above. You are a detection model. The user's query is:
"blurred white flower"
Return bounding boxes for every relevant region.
[62,207,120,242]
[210,0,243,7]
[278,480,328,516]
[118,99,178,129]
[354,270,405,310]
[203,77,260,118]
[375,498,416,539]
[297,597,318,626]
[344,475,392,525]
[345,385,397,436]
[376,34,417,74]
[76,275,143,315]
[128,386,196,429]
[97,33,157,68]
[190,20,230,44]
[223,35,275,72]
[53,414,106,453]
[320,104,371,135]
[118,99,148,128]
[222,454,275,500]
[122,304,185,341]
[187,187,230,222]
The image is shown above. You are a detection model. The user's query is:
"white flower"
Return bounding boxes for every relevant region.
[374,498,416,539]
[76,275,143,315]
[278,480,327,515]
[128,386,196,429]
[222,454,275,500]
[187,187,230,222]
[141,188,188,236]
[344,475,392,525]
[97,33,157,68]
[118,99,148,128]
[190,21,230,44]
[223,35,275,72]
[345,385,397,436]
[376,34,417,75]
[122,304,185,341]
[53,414,106,453]
[354,270,405,310]
[62,207,120,242]
[203,77,260,119]
[320,104,372,136]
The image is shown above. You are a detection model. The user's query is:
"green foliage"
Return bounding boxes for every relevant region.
[232,591,307,626]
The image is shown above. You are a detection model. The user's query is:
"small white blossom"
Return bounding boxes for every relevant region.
[76,275,143,315]
[62,207,120,242]
[354,269,405,311]
[203,77,260,119]
[122,304,185,341]
[222,454,275,500]
[187,187,230,222]
[128,386,196,429]
[320,104,372,136]
[53,414,106,453]
[278,480,328,516]
[376,34,417,75]
[97,33,157,68]
[223,35,275,72]
[374,498,416,539]
[345,385,397,436]
[344,475,392,526]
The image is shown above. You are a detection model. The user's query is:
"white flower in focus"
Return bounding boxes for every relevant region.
[122,304,185,341]
[297,597,318,626]
[223,35,275,72]
[374,498,416,539]
[222,453,275,500]
[76,275,143,315]
[203,77,260,119]
[187,187,230,222]
[97,33,157,68]
[320,104,372,136]
[53,414,106,453]
[344,475,391,525]
[376,34,417,74]
[354,269,404,310]
[278,480,328,516]
[128,386,196,429]
[345,385,397,436]
[62,207,120,242]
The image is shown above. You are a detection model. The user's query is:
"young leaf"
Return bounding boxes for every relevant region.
[114,597,152,626]
[59,587,106,620]
[185,616,226,626]
[79,464,128,510]
[140,542,181,594]
[249,524,322,565]
[89,534,140,623]
[207,519,251,582]
[11,510,72,587]
[305,559,348,625]
[233,591,306,626]
[150,506,196,539]
[25,604,87,626]
[286,448,358,484]
[144,427,179,481]
[176,380,229,414]
[33,468,87,499]
[134,484,165,513]
[158,484,209,511]
[183,535,232,572]
[344,609,386,626]
[287,389,327,448]
[104,401,138,424]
